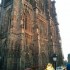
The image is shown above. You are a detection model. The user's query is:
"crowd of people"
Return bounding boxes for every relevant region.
[24,63,70,70]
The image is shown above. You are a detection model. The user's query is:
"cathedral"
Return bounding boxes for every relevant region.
[0,0,63,70]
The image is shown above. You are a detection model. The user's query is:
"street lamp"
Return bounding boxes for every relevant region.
[0,56,1,60]
[52,54,57,70]
[0,56,2,69]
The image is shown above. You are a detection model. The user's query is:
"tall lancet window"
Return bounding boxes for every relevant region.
[39,0,44,12]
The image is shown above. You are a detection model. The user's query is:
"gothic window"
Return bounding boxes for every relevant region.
[39,0,44,12]
[14,41,21,58]
[24,9,32,32]
[41,52,47,66]
[25,53,31,68]
[25,16,27,29]
[40,22,44,34]
[4,8,11,33]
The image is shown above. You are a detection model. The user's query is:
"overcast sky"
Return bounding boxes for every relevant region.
[0,0,1,3]
[0,0,70,61]
[55,0,70,61]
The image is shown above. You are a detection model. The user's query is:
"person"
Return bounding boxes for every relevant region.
[45,63,54,70]
[63,67,67,70]
[63,68,66,70]
[66,63,70,70]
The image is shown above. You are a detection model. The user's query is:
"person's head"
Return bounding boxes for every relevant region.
[66,63,70,70]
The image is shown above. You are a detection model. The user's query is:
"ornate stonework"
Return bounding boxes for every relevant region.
[0,0,63,70]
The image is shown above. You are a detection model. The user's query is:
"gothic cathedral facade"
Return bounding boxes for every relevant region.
[0,0,63,70]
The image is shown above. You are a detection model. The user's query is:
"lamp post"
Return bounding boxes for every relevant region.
[52,54,57,70]
[0,56,2,69]
[0,56,1,60]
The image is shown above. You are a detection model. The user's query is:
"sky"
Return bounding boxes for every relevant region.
[0,0,1,3]
[55,0,70,61]
[0,0,70,61]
